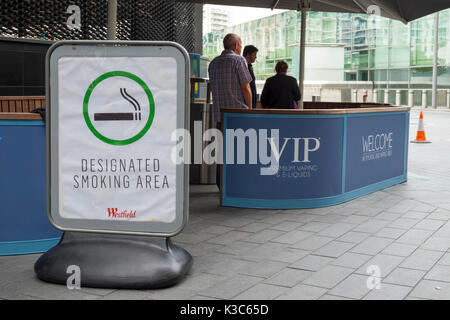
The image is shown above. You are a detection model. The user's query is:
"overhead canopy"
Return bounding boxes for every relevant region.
[179,0,450,23]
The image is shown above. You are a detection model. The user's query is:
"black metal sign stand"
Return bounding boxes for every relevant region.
[35,231,192,289]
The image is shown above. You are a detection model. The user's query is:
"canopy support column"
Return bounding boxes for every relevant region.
[299,8,307,109]
[298,0,310,109]
[432,12,439,109]
[107,0,118,40]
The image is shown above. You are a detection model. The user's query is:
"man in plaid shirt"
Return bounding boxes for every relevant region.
[208,33,253,190]
[208,33,253,125]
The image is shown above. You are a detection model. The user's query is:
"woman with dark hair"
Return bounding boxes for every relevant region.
[260,61,301,109]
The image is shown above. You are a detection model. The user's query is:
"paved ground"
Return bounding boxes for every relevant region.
[2,107,450,300]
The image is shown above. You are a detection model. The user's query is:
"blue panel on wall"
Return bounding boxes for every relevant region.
[0,123,61,245]
[224,115,344,200]
[345,113,407,192]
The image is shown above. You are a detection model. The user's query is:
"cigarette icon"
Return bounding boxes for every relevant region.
[94,88,141,121]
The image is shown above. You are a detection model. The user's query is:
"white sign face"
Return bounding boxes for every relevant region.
[58,56,177,223]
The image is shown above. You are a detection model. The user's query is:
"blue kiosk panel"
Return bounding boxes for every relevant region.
[0,121,61,255]
[222,110,409,209]
[345,112,409,193]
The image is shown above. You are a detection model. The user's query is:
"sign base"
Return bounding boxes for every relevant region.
[34,231,193,289]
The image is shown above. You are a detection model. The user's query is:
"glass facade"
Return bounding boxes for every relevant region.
[203,9,450,92]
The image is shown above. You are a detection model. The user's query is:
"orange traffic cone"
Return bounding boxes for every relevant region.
[411,111,431,143]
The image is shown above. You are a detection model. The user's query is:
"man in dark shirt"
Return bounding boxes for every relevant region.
[261,61,301,109]
[243,45,259,109]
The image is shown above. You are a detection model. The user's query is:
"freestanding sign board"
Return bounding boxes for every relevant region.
[35,41,192,289]
[48,41,188,235]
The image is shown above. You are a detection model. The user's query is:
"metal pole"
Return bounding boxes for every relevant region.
[107,0,118,40]
[447,89,450,108]
[396,90,401,106]
[422,90,428,108]
[409,90,414,108]
[299,9,307,109]
[432,13,439,109]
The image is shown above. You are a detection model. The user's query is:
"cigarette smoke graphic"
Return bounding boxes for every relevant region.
[94,88,142,121]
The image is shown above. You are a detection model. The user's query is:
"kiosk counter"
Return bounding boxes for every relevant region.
[0,113,61,255]
[221,106,410,209]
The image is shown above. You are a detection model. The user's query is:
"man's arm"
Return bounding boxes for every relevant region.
[260,79,270,108]
[241,82,252,109]
[292,78,301,102]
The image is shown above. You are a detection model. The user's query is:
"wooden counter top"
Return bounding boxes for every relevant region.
[222,106,410,115]
[0,113,44,120]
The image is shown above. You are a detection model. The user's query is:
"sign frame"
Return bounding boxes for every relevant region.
[46,40,189,237]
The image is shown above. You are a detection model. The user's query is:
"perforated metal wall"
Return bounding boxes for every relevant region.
[0,0,202,53]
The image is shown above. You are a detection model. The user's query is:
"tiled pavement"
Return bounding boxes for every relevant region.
[2,108,450,300]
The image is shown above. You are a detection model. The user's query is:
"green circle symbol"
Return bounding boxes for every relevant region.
[83,71,155,146]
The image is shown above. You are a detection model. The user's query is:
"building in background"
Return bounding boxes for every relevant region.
[203,5,231,35]
[203,9,450,105]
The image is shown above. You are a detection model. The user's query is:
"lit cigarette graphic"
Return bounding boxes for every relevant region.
[94,88,141,121]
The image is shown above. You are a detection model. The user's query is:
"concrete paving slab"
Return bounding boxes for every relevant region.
[197,274,262,300]
[350,237,393,255]
[233,283,288,300]
[332,253,372,269]
[382,243,418,257]
[238,260,288,279]
[409,280,450,300]
[356,254,405,278]
[396,229,434,246]
[327,274,372,299]
[290,235,334,251]
[276,284,327,300]
[363,283,411,300]
[420,237,450,252]
[400,249,444,271]
[314,241,355,258]
[290,255,334,272]
[337,231,371,244]
[302,265,354,289]
[264,268,313,288]
[271,230,315,245]
[425,265,450,282]
[375,227,407,239]
[383,268,426,287]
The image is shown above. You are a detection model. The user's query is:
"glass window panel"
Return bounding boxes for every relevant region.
[411,43,434,66]
[345,55,352,69]
[389,46,410,68]
[345,72,357,81]
[374,70,388,82]
[372,47,389,69]
[439,41,450,66]
[352,50,369,69]
[388,90,396,105]
[389,69,409,82]
[358,70,369,81]
[438,66,450,86]
[411,67,433,86]
[390,21,409,46]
